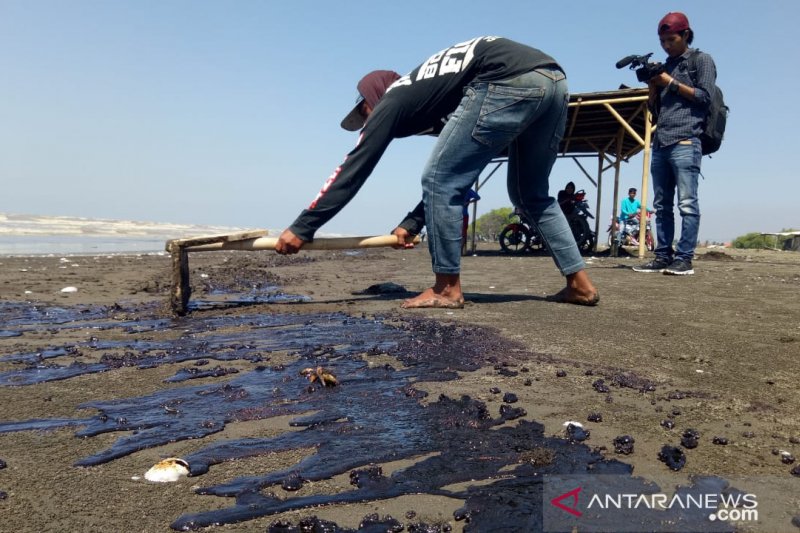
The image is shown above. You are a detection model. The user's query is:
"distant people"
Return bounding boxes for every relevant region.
[633,12,717,276]
[618,188,652,243]
[557,181,577,216]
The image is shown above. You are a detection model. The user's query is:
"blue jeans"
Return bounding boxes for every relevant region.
[651,138,702,262]
[421,66,584,276]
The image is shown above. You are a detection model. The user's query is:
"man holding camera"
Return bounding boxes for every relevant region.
[633,12,717,276]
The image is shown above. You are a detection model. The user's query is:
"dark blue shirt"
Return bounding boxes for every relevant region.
[651,48,717,148]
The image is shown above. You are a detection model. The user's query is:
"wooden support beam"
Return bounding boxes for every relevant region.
[562,97,582,155]
[603,102,646,147]
[571,156,596,186]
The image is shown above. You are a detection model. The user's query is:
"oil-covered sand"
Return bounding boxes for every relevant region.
[0,246,798,532]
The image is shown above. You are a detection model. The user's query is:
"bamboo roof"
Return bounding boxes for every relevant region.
[560,87,650,159]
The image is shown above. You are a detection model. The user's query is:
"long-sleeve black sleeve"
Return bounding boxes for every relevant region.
[396,200,426,235]
[287,113,396,241]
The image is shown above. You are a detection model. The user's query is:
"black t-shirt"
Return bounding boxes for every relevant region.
[289,37,560,240]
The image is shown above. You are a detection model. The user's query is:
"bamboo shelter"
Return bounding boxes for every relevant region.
[466,87,654,256]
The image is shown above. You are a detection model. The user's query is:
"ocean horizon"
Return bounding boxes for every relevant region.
[0,212,264,256]
[0,234,171,256]
[0,212,351,256]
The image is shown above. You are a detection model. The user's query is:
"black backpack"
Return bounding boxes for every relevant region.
[687,50,728,156]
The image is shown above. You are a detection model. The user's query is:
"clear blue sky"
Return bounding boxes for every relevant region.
[1,0,797,242]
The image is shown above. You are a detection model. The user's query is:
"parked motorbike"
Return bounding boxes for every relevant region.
[498,211,544,254]
[498,190,595,254]
[567,190,596,253]
[608,211,655,251]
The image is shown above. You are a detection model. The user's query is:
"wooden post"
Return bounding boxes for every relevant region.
[637,108,654,258]
[596,150,607,254]
[610,131,624,257]
[170,247,190,316]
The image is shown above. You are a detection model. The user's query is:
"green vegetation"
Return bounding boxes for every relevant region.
[732,229,798,249]
[473,207,515,240]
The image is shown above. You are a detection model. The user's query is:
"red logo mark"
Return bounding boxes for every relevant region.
[551,486,583,517]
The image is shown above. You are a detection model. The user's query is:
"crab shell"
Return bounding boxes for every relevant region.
[319,372,338,386]
[300,367,320,378]
[299,367,338,386]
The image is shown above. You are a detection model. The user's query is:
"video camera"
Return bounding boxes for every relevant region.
[615,53,665,83]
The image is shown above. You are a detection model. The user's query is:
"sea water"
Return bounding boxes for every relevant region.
[0,235,166,255]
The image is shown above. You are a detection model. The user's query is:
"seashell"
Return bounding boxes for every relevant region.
[60,286,78,293]
[144,457,190,482]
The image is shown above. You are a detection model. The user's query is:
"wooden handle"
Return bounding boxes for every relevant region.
[185,234,419,252]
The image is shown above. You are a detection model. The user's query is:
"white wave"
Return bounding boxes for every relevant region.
[0,212,274,239]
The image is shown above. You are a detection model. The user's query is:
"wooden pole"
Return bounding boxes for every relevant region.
[609,130,624,256]
[637,108,654,258]
[184,234,412,252]
[169,247,191,316]
[595,150,604,253]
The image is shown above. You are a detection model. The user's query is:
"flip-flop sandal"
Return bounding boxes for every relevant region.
[401,297,465,309]
[546,288,600,307]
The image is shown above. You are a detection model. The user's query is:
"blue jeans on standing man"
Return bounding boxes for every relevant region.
[651,137,702,263]
[421,66,585,276]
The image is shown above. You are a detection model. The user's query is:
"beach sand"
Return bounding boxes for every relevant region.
[0,245,798,531]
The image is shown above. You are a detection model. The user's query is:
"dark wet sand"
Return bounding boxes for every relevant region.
[0,245,799,532]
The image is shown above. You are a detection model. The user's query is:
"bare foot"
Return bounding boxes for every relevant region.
[546,270,599,306]
[401,288,464,309]
[546,287,600,306]
[401,273,464,309]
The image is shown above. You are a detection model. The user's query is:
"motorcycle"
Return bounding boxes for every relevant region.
[498,210,544,254]
[608,211,655,251]
[566,190,596,253]
[499,190,596,254]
